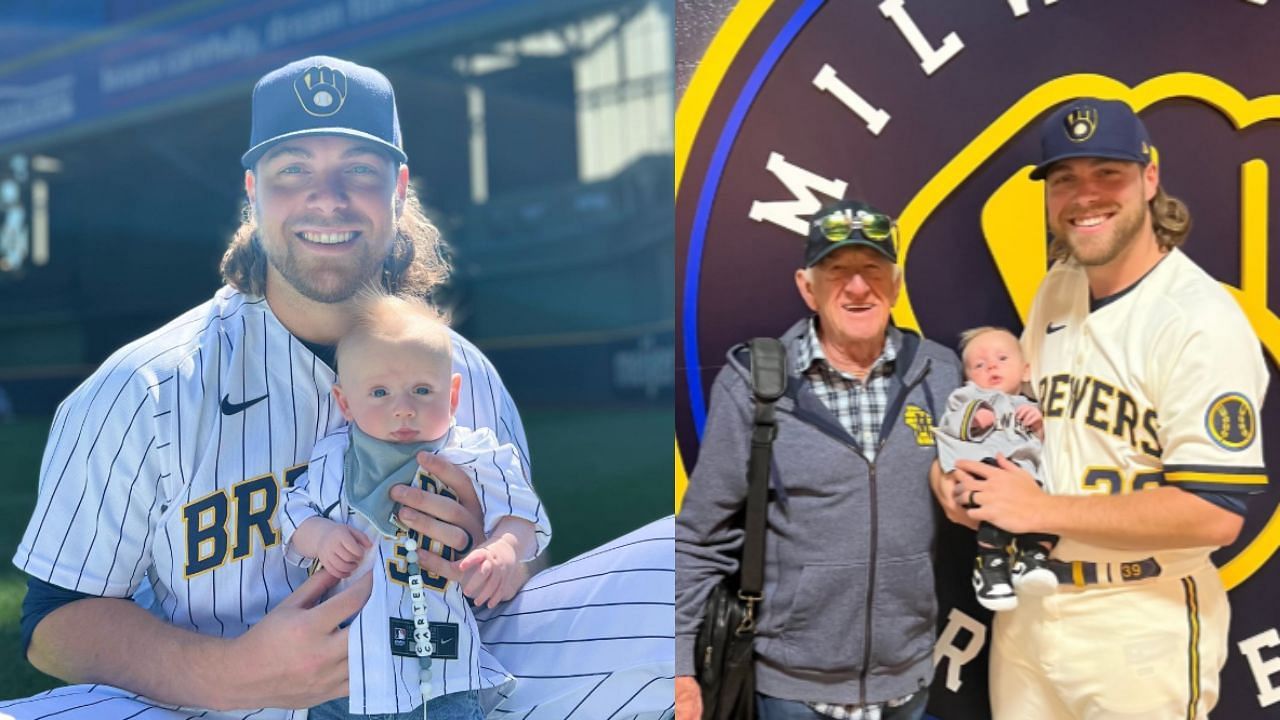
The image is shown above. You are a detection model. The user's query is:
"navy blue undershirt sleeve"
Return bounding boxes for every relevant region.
[1192,490,1250,517]
[20,577,117,656]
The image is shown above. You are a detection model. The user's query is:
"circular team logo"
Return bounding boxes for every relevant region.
[1207,392,1257,450]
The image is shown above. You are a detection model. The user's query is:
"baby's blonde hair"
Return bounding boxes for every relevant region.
[335,288,452,377]
[957,326,1020,364]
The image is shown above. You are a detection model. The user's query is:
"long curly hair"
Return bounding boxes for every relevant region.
[219,181,451,299]
[1049,185,1191,262]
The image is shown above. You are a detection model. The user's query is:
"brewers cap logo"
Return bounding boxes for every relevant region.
[1206,392,1256,450]
[1064,106,1098,142]
[294,65,348,117]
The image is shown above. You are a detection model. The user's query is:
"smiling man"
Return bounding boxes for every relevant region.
[8,56,673,720]
[933,99,1269,719]
[676,200,962,720]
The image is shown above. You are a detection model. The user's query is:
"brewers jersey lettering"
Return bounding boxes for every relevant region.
[992,248,1268,719]
[11,286,525,720]
[283,424,550,714]
[1023,249,1267,565]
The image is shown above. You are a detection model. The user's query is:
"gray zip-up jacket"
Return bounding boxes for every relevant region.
[675,319,962,706]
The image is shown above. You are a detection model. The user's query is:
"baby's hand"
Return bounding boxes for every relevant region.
[972,406,996,432]
[318,525,372,578]
[457,537,522,609]
[1015,404,1044,436]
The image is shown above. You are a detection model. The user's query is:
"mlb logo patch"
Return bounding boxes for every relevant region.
[390,618,460,659]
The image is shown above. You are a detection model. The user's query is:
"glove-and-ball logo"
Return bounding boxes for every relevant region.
[294,64,348,117]
[1064,107,1098,142]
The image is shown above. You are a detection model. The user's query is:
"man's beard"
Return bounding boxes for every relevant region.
[261,228,392,304]
[1054,199,1150,268]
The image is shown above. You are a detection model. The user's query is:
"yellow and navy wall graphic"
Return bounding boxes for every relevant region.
[676,1,1280,716]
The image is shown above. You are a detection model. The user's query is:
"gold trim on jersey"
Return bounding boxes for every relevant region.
[1078,466,1167,495]
[1182,576,1201,720]
[182,488,231,578]
[958,400,982,442]
[1164,470,1267,486]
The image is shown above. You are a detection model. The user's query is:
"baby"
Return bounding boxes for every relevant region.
[283,292,549,720]
[935,326,1056,611]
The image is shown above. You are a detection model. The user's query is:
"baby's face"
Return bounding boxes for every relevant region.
[963,331,1027,395]
[335,336,458,444]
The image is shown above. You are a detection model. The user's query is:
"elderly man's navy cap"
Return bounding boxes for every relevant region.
[805,200,898,267]
[1029,98,1152,180]
[241,56,406,169]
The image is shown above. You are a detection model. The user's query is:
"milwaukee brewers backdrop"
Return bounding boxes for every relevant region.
[675,1,1280,717]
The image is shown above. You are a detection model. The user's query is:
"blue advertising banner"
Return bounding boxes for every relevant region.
[0,0,610,152]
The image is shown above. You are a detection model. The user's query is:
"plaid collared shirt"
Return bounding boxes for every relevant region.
[808,692,919,719]
[795,317,897,462]
[796,319,911,718]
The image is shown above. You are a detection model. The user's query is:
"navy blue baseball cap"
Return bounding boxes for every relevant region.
[241,56,406,169]
[1029,98,1152,180]
[805,200,898,267]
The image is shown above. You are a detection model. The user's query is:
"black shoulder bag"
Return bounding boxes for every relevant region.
[694,337,787,720]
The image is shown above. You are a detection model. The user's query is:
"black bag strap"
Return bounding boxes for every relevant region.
[741,337,785,604]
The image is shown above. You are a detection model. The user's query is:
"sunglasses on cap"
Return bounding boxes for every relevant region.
[814,208,898,247]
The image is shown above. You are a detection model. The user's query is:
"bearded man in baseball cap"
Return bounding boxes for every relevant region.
[934,97,1266,719]
[8,55,676,720]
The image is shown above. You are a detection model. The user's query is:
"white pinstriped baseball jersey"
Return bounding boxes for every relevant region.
[480,515,675,719]
[0,518,675,720]
[11,286,528,720]
[1022,248,1269,568]
[282,424,550,714]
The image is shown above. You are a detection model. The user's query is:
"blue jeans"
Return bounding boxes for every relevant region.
[756,691,929,720]
[309,690,484,720]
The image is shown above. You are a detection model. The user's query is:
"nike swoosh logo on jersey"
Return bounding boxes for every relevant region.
[220,393,268,415]
[1046,322,1067,334]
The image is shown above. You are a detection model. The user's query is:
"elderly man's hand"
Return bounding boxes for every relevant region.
[675,675,702,720]
[929,460,978,530]
[954,454,1050,534]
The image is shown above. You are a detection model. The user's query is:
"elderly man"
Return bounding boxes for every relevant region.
[934,99,1267,718]
[676,200,962,720]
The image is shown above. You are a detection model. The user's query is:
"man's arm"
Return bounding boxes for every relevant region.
[28,570,371,710]
[674,368,756,690]
[954,455,1243,550]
